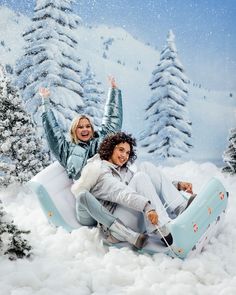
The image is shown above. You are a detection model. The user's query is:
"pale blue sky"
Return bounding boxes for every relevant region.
[1,0,236,90]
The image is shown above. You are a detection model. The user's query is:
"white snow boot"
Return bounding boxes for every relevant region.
[109,219,148,250]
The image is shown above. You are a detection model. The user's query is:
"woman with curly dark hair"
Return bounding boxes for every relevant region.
[71,132,186,249]
[98,132,137,166]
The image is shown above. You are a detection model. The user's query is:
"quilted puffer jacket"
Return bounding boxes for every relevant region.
[71,155,153,213]
[42,88,122,180]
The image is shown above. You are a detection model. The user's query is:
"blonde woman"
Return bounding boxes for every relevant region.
[39,78,132,241]
[39,77,122,180]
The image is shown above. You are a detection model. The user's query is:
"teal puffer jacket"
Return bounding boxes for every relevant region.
[42,88,123,180]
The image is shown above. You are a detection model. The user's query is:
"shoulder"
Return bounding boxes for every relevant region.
[85,155,102,172]
[100,160,115,173]
[71,156,102,195]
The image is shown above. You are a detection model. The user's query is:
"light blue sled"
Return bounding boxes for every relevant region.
[28,161,228,259]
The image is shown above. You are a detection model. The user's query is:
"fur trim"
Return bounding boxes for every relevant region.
[71,159,102,197]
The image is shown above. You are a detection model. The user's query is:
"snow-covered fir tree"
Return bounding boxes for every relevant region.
[141,30,192,162]
[81,63,105,128]
[14,0,84,137]
[0,65,49,187]
[222,127,236,174]
[0,200,31,260]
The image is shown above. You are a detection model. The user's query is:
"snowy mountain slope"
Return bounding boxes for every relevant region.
[77,24,159,73]
[188,87,236,165]
[75,25,236,165]
[0,6,235,165]
[0,6,30,68]
[76,24,161,137]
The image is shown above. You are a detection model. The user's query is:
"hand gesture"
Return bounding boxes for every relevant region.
[108,76,117,88]
[178,182,193,194]
[147,210,158,225]
[39,87,50,99]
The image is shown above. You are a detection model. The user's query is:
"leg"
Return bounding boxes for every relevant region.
[76,190,148,249]
[129,172,171,228]
[76,190,116,227]
[138,162,187,213]
[130,171,177,245]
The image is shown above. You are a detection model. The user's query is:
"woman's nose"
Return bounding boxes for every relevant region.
[121,152,128,158]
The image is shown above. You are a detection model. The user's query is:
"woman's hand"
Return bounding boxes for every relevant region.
[147,210,158,225]
[108,76,117,88]
[178,182,193,194]
[39,87,50,99]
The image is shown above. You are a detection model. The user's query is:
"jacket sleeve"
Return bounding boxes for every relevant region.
[99,87,123,136]
[71,160,102,197]
[96,173,150,212]
[41,100,70,168]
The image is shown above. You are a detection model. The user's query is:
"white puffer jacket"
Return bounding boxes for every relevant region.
[71,155,151,213]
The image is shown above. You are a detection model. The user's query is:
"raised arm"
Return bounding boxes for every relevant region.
[40,87,69,168]
[99,77,123,136]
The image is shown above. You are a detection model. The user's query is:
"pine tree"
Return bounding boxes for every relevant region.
[141,30,192,161]
[14,0,84,136]
[0,65,49,187]
[81,63,105,128]
[0,200,31,260]
[222,127,236,174]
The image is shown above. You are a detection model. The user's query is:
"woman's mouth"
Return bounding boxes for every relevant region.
[81,131,89,136]
[118,157,126,164]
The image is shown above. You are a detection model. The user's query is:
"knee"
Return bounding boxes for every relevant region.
[138,161,148,172]
[138,161,155,173]
[132,172,153,189]
[139,162,162,177]
[76,190,91,206]
[134,171,149,181]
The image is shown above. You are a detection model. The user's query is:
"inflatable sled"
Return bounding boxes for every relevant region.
[28,161,228,259]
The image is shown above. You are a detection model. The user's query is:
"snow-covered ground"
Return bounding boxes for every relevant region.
[0,162,236,295]
[0,3,235,295]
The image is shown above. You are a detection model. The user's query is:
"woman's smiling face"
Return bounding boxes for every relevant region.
[76,118,93,142]
[109,142,131,167]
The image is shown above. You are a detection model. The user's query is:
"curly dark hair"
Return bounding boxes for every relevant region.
[98,132,137,166]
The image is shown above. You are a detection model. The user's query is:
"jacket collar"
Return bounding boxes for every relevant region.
[103,160,127,180]
[103,160,120,170]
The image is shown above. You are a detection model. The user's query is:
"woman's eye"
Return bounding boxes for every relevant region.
[78,125,91,129]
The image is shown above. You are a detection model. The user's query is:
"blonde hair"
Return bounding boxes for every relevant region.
[70,115,94,144]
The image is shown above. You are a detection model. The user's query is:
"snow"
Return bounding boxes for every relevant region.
[0,6,235,165]
[0,162,236,295]
[0,4,236,294]
[0,7,30,66]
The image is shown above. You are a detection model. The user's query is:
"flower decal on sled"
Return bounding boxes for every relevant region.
[193,223,198,233]
[219,192,224,200]
[48,211,53,217]
[208,207,212,215]
[177,248,184,254]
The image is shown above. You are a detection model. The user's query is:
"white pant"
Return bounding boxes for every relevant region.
[129,162,187,230]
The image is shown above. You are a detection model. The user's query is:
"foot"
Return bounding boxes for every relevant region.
[106,233,122,244]
[133,233,149,250]
[161,233,173,247]
[158,225,173,247]
[150,224,173,247]
[105,232,148,250]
